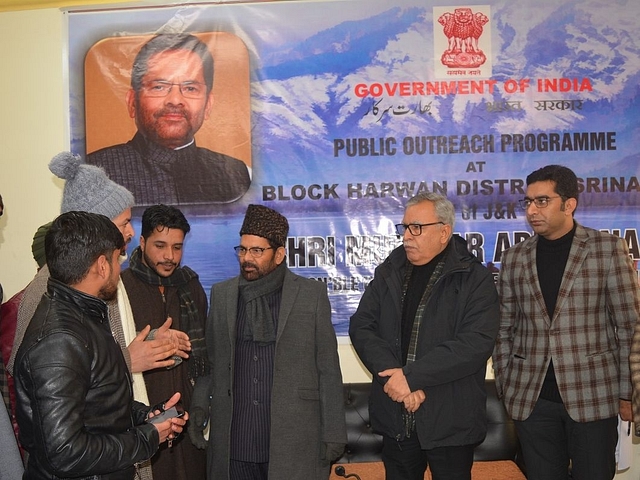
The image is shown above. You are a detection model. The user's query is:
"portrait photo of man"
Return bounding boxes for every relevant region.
[85,32,252,206]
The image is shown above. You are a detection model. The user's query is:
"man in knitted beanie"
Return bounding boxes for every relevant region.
[189,204,346,480]
[30,222,51,270]
[8,153,191,412]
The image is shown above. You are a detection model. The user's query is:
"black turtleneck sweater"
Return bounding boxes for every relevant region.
[536,222,576,403]
[401,248,447,364]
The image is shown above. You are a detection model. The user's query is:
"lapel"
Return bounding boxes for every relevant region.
[552,224,589,322]
[226,277,240,344]
[276,270,298,343]
[521,235,552,325]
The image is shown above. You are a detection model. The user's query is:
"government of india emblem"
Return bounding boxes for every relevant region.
[438,7,489,68]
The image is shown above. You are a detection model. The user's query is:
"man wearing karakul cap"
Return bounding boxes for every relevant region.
[188,204,347,480]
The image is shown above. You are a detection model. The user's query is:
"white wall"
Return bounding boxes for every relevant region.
[0,6,638,477]
[0,8,65,300]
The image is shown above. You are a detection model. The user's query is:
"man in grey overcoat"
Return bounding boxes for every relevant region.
[188,204,346,480]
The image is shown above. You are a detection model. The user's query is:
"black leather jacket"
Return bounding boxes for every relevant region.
[15,278,158,479]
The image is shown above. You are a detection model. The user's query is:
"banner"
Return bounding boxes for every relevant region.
[67,0,640,336]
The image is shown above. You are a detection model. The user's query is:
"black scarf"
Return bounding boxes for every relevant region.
[128,246,209,379]
[238,261,287,345]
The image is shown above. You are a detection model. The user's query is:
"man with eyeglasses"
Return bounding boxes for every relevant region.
[350,192,499,480]
[493,165,640,480]
[188,204,346,480]
[88,33,251,205]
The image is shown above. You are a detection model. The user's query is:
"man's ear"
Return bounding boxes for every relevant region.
[274,246,286,265]
[564,197,577,216]
[126,89,137,119]
[203,92,214,120]
[94,254,110,279]
[440,224,452,245]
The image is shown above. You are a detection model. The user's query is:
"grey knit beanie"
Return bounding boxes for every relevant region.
[49,152,135,220]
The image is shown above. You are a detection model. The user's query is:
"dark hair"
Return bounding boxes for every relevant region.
[46,211,125,285]
[131,33,214,93]
[526,164,579,206]
[141,204,191,240]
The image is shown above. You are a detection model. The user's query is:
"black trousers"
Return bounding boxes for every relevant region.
[514,397,618,480]
[381,434,474,480]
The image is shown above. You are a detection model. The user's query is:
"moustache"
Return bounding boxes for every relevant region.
[156,107,188,119]
[241,261,257,270]
[157,262,177,268]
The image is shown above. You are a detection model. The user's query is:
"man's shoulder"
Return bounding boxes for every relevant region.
[211,276,239,293]
[377,245,406,271]
[181,267,207,295]
[18,266,50,321]
[87,142,137,163]
[86,142,141,181]
[21,266,49,297]
[20,296,87,354]
[501,234,536,259]
[577,224,620,245]
[285,270,326,292]
[194,146,249,173]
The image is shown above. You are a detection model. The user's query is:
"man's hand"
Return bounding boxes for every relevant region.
[379,368,411,402]
[322,442,346,462]
[128,325,178,373]
[620,399,632,422]
[188,406,209,450]
[149,392,188,445]
[153,317,191,360]
[403,389,426,413]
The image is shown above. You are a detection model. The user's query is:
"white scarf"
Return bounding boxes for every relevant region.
[117,279,149,405]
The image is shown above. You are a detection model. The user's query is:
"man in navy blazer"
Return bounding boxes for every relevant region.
[188,204,346,480]
[493,165,640,480]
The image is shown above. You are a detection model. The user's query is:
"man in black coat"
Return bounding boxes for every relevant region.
[350,192,499,480]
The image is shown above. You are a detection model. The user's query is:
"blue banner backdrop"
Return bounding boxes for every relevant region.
[67,0,640,336]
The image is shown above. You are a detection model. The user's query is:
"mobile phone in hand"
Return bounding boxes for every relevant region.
[147,405,185,424]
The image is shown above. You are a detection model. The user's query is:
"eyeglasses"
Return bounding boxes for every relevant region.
[395,222,443,236]
[233,246,273,258]
[518,196,564,210]
[141,80,207,99]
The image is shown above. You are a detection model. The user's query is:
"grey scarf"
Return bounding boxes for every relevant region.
[238,262,286,345]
